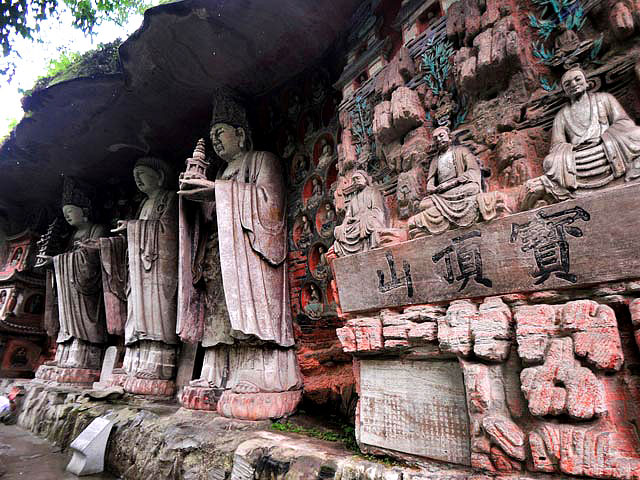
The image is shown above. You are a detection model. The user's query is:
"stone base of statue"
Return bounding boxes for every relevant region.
[180,386,224,411]
[35,365,57,381]
[107,370,128,388]
[35,365,100,386]
[217,389,303,420]
[123,376,175,396]
[56,367,100,385]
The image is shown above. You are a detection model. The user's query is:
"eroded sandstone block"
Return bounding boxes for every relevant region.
[336,317,384,353]
[520,337,607,419]
[438,300,476,356]
[372,101,397,145]
[390,87,425,138]
[514,304,559,364]
[473,297,512,362]
[562,300,623,371]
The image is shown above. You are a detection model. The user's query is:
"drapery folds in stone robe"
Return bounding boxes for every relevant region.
[125,189,179,347]
[110,157,179,383]
[54,224,107,369]
[178,151,302,393]
[178,89,302,418]
[216,151,293,347]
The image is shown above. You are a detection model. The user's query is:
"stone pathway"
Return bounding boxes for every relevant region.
[0,424,117,479]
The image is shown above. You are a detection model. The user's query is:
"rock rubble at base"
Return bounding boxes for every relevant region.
[0,380,577,480]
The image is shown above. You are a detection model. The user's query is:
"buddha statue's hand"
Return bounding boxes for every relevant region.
[111,220,128,234]
[178,174,216,202]
[36,254,53,267]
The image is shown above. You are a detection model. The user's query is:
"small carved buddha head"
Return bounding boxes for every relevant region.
[433,126,451,153]
[134,157,173,195]
[561,67,588,101]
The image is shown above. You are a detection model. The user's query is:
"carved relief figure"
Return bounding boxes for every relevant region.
[297,214,313,250]
[282,131,296,159]
[38,182,107,370]
[303,284,323,319]
[313,244,330,280]
[293,154,309,184]
[320,203,336,238]
[306,177,323,209]
[408,127,482,237]
[112,157,179,381]
[524,67,640,208]
[333,170,387,257]
[178,90,303,419]
[317,138,334,170]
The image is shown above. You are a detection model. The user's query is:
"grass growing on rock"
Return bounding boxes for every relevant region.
[271,419,401,467]
[21,40,122,97]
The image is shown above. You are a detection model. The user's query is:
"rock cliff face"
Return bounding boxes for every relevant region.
[250,0,640,427]
[9,382,454,479]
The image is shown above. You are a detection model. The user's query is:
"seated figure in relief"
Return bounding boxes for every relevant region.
[333,170,387,257]
[408,126,482,237]
[523,67,640,209]
[112,158,179,381]
[39,181,107,370]
[317,138,334,170]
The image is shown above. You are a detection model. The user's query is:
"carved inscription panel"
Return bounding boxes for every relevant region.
[334,184,640,313]
[359,359,471,465]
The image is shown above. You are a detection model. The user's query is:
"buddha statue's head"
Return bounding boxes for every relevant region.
[433,126,451,153]
[134,157,173,196]
[62,204,90,228]
[61,178,93,228]
[561,67,588,101]
[210,89,252,163]
[350,170,369,192]
[210,123,249,163]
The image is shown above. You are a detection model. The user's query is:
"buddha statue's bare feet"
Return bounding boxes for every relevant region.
[232,381,260,394]
[189,378,213,388]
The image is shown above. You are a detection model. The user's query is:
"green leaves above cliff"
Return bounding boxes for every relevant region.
[0,0,148,59]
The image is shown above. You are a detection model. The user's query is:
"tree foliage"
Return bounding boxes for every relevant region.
[1,0,149,62]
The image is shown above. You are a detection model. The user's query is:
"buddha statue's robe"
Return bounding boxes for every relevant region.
[409,145,481,235]
[54,225,107,368]
[124,190,178,377]
[179,151,302,393]
[541,92,640,201]
[333,185,386,257]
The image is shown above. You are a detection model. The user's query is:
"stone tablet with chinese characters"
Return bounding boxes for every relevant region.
[334,183,640,313]
[359,359,471,465]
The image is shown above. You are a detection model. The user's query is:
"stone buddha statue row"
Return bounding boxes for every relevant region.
[331,67,640,258]
[37,89,303,420]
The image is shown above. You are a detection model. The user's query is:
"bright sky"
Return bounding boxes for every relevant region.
[0,7,147,137]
